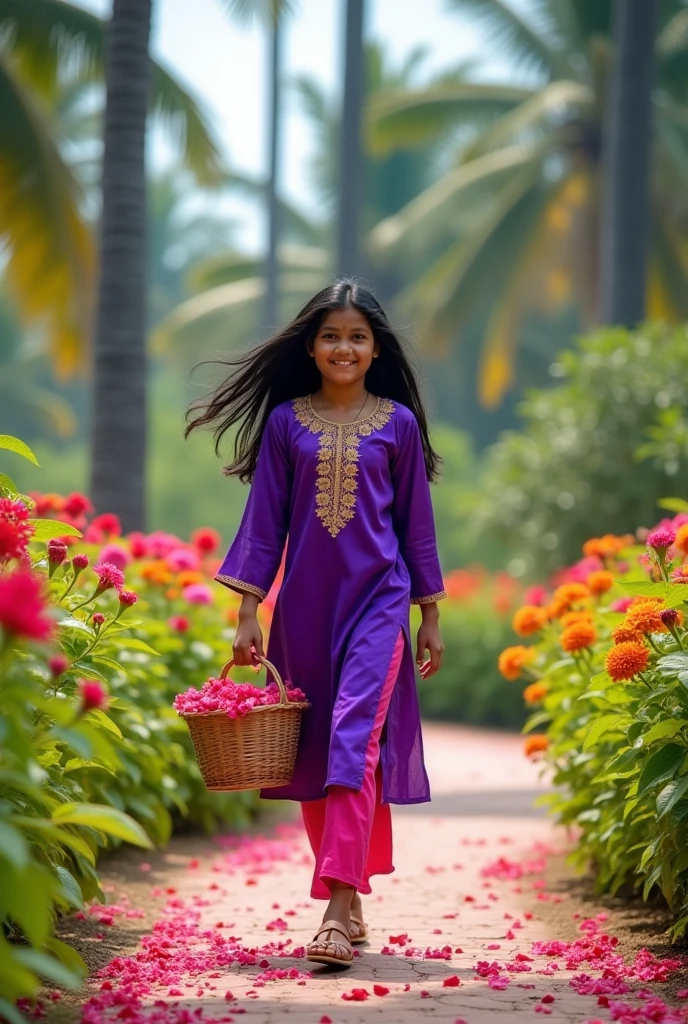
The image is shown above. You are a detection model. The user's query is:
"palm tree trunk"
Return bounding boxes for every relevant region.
[90,0,152,531]
[600,0,658,326]
[336,0,365,278]
[264,9,282,331]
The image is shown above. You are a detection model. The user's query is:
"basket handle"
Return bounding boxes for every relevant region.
[219,655,290,706]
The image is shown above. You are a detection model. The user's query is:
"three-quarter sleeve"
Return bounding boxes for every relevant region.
[391,409,447,605]
[214,408,291,600]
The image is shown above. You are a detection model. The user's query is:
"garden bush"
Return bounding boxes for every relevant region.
[417,567,525,729]
[503,502,688,941]
[0,436,259,1012]
[476,322,688,577]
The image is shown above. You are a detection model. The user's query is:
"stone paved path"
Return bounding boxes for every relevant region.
[72,724,688,1024]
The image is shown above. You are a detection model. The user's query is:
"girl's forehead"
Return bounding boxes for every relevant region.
[319,307,371,331]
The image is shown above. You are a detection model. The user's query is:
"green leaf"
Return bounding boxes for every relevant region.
[44,937,88,978]
[85,708,123,739]
[642,719,687,745]
[33,518,82,540]
[54,865,84,909]
[51,803,153,848]
[622,581,688,608]
[0,434,39,464]
[657,497,688,514]
[638,743,686,796]
[13,948,82,989]
[657,652,688,676]
[0,820,29,869]
[657,777,688,818]
[582,714,632,751]
[0,998,29,1024]
[0,472,18,494]
[115,637,160,656]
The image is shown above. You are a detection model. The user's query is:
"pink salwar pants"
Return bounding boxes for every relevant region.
[300,630,405,899]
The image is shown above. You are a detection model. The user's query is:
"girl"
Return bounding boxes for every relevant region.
[186,279,446,967]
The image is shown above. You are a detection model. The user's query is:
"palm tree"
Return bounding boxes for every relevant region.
[600,0,659,325]
[338,0,366,277]
[368,0,688,407]
[0,0,223,378]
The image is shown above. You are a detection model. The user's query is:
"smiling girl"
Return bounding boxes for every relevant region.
[186,279,446,967]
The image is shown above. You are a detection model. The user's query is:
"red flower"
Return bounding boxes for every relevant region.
[128,532,149,559]
[168,615,189,632]
[93,562,125,594]
[0,569,53,640]
[63,493,93,517]
[92,612,106,627]
[0,497,35,563]
[91,513,122,538]
[78,679,108,712]
[118,589,139,607]
[49,654,69,677]
[191,527,221,554]
[72,553,89,570]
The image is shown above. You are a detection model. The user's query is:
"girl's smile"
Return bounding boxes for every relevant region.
[310,306,379,384]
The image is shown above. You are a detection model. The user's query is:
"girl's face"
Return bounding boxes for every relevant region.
[309,305,379,386]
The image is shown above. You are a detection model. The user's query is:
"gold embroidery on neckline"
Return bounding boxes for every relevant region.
[292,395,395,537]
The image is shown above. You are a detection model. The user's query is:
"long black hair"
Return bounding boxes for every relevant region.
[185,278,441,483]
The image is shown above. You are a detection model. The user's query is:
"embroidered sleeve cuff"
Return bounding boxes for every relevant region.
[214,574,267,600]
[411,590,448,605]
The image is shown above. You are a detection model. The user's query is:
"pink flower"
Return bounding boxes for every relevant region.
[168,615,190,632]
[647,526,676,550]
[92,612,106,627]
[146,530,183,558]
[523,585,547,607]
[47,539,68,566]
[671,566,688,584]
[610,597,633,613]
[91,513,122,538]
[84,525,105,544]
[93,562,125,594]
[182,583,213,605]
[173,677,306,717]
[78,679,108,712]
[191,527,221,554]
[72,553,89,570]
[166,547,200,572]
[0,497,35,563]
[62,493,93,517]
[49,654,69,677]
[660,608,680,628]
[118,589,139,608]
[0,569,53,640]
[127,532,149,559]
[98,544,131,571]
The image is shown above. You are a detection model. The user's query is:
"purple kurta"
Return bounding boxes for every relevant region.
[215,395,447,805]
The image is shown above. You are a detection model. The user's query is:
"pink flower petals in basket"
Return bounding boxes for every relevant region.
[173,676,307,718]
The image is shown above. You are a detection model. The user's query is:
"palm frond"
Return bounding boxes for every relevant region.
[0,53,94,377]
[649,208,688,321]
[189,244,328,292]
[656,7,688,57]
[150,61,224,185]
[217,0,296,24]
[446,0,568,78]
[369,144,539,255]
[462,79,594,159]
[367,83,534,156]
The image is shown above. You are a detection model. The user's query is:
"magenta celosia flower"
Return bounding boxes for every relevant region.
[72,553,89,570]
[48,538,68,565]
[84,525,104,544]
[660,608,680,628]
[610,597,633,613]
[62,493,93,517]
[92,612,106,627]
[92,561,125,594]
[48,653,69,677]
[0,497,35,563]
[173,677,306,717]
[168,615,189,632]
[146,530,183,558]
[78,679,108,712]
[0,569,53,640]
[118,589,138,607]
[97,543,130,571]
[182,583,213,605]
[166,547,200,572]
[671,566,688,584]
[646,526,676,550]
[91,512,122,538]
[191,527,221,554]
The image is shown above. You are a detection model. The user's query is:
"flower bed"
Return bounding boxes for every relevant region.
[0,436,261,1009]
[501,502,688,941]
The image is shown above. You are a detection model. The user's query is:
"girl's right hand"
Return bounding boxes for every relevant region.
[233,595,264,665]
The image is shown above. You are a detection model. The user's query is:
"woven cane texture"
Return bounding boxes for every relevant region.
[180,656,308,792]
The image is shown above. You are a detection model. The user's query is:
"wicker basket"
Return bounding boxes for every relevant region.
[179,656,309,792]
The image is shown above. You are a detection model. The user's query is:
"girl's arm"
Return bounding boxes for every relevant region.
[391,411,447,678]
[214,409,291,665]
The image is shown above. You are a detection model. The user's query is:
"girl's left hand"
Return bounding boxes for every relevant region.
[416,614,445,680]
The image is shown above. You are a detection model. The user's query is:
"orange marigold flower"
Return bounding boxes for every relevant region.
[512,605,548,636]
[611,624,644,645]
[498,645,536,681]
[606,640,649,681]
[524,734,549,758]
[523,682,549,704]
[561,621,597,652]
[165,587,180,600]
[225,606,239,625]
[582,534,629,560]
[140,559,173,585]
[549,582,591,617]
[586,570,615,595]
[559,610,595,628]
[177,570,205,588]
[675,523,688,556]
[624,599,667,635]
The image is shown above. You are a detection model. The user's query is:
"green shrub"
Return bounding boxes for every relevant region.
[476,322,688,577]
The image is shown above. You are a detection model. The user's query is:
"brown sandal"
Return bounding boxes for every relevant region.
[307,920,354,966]
[349,915,368,945]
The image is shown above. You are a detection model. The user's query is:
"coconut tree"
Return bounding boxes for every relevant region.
[368,0,688,407]
[338,0,365,276]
